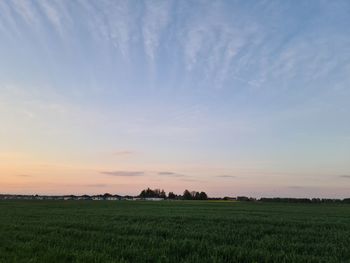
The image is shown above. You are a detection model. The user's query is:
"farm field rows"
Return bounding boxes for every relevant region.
[1,200,350,262]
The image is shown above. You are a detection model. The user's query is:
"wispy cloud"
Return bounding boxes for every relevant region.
[158,171,186,177]
[217,175,236,178]
[339,175,350,179]
[287,186,305,189]
[85,184,107,188]
[15,174,32,177]
[10,0,39,28]
[91,1,135,57]
[101,171,144,177]
[142,0,172,61]
[3,0,348,94]
[38,1,65,35]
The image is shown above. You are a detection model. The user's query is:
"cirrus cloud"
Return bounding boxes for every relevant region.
[217,175,236,178]
[15,174,32,177]
[101,171,144,177]
[158,171,186,177]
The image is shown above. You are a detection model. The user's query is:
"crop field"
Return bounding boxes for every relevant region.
[1,200,350,263]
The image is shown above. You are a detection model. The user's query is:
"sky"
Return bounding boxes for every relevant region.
[1,0,350,198]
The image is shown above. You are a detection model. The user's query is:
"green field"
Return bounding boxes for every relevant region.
[1,200,350,263]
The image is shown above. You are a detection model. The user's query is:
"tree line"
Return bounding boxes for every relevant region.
[259,197,350,203]
[137,190,350,203]
[2,192,350,203]
[139,188,208,200]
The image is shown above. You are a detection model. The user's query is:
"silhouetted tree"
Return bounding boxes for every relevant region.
[160,189,166,199]
[168,192,176,199]
[103,193,112,198]
[198,192,208,200]
[237,196,250,201]
[194,192,200,200]
[154,189,160,196]
[190,191,197,198]
[183,190,192,200]
[139,188,155,198]
[139,188,166,198]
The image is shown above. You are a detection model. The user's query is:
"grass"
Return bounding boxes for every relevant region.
[1,200,350,262]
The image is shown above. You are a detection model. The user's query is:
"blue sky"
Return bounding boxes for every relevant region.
[1,0,350,197]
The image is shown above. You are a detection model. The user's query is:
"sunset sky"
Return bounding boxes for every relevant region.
[1,0,350,198]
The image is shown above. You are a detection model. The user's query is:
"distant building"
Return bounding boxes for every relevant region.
[144,197,164,201]
[106,196,119,201]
